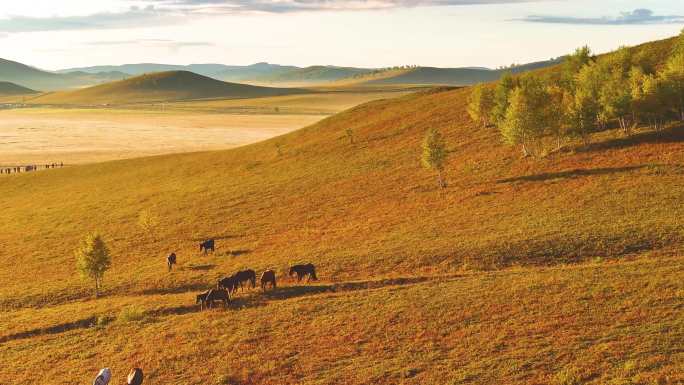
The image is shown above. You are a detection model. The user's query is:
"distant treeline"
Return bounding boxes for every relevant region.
[350,65,419,79]
[468,31,684,157]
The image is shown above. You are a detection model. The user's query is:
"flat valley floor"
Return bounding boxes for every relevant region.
[0,90,410,165]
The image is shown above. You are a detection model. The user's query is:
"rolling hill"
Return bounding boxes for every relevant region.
[252,65,373,84]
[0,58,130,91]
[338,58,564,86]
[30,70,308,105]
[0,81,38,95]
[58,62,299,83]
[1,36,683,384]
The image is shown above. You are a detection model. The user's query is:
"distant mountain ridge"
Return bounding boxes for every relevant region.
[0,56,564,93]
[56,58,563,86]
[0,58,130,91]
[57,62,300,82]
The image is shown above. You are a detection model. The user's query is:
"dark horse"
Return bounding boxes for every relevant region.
[196,290,210,310]
[260,270,276,291]
[199,239,215,254]
[234,269,256,291]
[167,252,177,271]
[217,275,239,295]
[203,288,229,309]
[289,263,318,282]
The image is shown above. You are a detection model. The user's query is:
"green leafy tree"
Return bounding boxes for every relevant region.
[567,62,605,143]
[467,84,495,127]
[421,128,448,189]
[629,66,647,125]
[491,71,516,128]
[593,46,635,133]
[673,28,684,56]
[560,46,593,92]
[661,52,684,121]
[599,70,633,133]
[640,74,670,131]
[75,233,112,298]
[547,85,573,150]
[501,75,550,157]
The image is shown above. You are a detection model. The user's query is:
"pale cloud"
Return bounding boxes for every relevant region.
[520,8,684,25]
[0,6,179,33]
[153,0,539,13]
[0,0,541,33]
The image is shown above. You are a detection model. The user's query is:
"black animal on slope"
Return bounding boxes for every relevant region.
[260,270,277,291]
[199,239,215,254]
[167,252,177,271]
[289,263,318,282]
[204,288,229,309]
[196,290,210,310]
[217,275,239,295]
[127,368,144,385]
[234,269,256,291]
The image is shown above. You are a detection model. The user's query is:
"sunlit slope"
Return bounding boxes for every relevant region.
[1,256,682,384]
[1,85,682,308]
[30,70,307,105]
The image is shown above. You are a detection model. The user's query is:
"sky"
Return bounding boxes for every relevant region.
[0,0,683,70]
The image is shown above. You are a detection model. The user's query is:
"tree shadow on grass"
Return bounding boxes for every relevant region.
[0,316,97,344]
[138,282,210,296]
[152,304,200,317]
[497,165,646,184]
[579,124,684,153]
[228,249,251,257]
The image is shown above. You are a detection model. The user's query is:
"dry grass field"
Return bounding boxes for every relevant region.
[0,83,682,384]
[0,89,411,165]
[1,38,683,384]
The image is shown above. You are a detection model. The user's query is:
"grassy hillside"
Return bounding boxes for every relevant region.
[336,58,563,86]
[254,65,373,84]
[0,58,130,91]
[30,71,308,105]
[0,81,37,95]
[1,37,683,384]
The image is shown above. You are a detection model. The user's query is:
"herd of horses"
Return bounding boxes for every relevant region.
[2,162,64,175]
[165,239,318,310]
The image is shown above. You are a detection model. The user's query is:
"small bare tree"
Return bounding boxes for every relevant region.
[345,128,355,144]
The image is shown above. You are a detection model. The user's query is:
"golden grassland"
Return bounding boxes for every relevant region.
[0,89,411,165]
[0,84,682,384]
[1,36,684,383]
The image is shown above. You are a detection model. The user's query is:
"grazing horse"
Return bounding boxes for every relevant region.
[199,239,215,254]
[217,275,239,295]
[289,263,318,282]
[260,270,276,291]
[204,288,229,309]
[234,269,256,291]
[127,368,144,385]
[167,252,177,271]
[196,290,210,310]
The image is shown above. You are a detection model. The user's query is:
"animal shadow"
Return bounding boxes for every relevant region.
[185,264,216,271]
